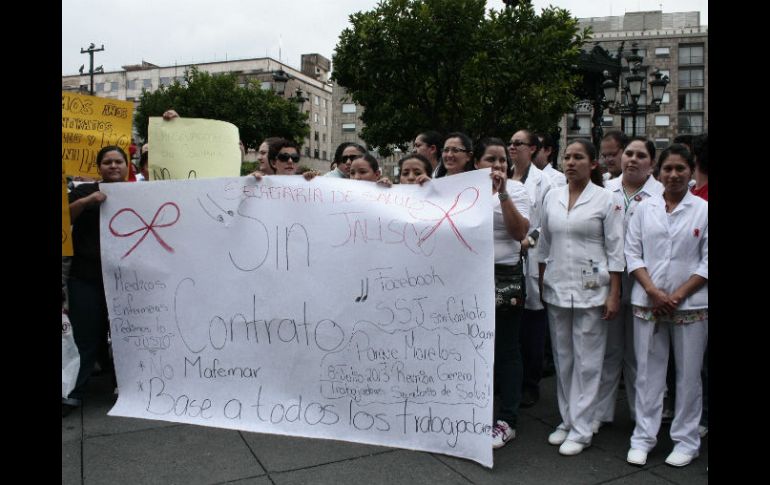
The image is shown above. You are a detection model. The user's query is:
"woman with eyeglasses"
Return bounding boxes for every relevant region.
[63,145,129,416]
[325,142,368,178]
[508,129,554,410]
[538,139,624,456]
[435,132,475,178]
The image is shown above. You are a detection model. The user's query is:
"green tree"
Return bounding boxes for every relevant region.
[332,0,587,153]
[134,67,309,150]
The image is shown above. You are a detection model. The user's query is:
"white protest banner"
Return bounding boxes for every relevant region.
[100,170,496,467]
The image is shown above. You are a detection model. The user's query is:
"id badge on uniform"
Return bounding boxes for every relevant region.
[581,261,600,289]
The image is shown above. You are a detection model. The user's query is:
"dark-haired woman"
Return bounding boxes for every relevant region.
[624,144,708,468]
[538,139,624,456]
[63,145,129,415]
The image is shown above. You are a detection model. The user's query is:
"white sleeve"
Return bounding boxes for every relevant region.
[695,217,708,280]
[604,192,625,272]
[538,192,551,263]
[624,201,646,275]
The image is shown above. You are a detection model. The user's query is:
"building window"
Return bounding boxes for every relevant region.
[322,116,327,126]
[342,103,357,114]
[678,91,704,111]
[314,95,319,105]
[160,77,171,86]
[342,123,356,132]
[678,114,704,135]
[260,81,272,90]
[322,150,327,160]
[601,116,614,127]
[654,115,670,126]
[314,131,319,141]
[111,82,119,91]
[679,44,704,65]
[143,79,152,88]
[655,47,670,57]
[314,113,319,123]
[305,147,311,156]
[314,149,319,159]
[622,115,646,136]
[96,82,105,92]
[654,138,670,149]
[661,92,670,104]
[128,79,138,90]
[679,68,704,88]
[322,133,327,142]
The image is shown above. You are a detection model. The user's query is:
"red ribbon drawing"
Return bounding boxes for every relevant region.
[109,202,180,259]
[410,187,479,252]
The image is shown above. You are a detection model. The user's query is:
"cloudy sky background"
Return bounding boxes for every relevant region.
[62,0,707,75]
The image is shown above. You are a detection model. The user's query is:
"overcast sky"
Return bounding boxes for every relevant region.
[62,0,707,76]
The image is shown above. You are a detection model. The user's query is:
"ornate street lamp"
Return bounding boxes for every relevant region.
[292,87,308,108]
[603,44,670,137]
[272,69,290,96]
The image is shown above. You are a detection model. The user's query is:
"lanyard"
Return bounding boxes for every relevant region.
[622,185,644,212]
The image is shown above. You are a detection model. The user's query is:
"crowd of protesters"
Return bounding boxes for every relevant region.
[62,114,707,469]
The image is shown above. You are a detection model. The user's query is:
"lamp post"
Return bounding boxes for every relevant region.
[272,69,290,96]
[291,87,308,110]
[603,44,670,137]
[80,43,104,95]
[572,44,623,148]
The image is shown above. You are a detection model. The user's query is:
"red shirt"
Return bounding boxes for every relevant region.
[690,183,708,201]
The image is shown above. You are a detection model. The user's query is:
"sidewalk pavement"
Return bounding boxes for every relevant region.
[62,374,708,485]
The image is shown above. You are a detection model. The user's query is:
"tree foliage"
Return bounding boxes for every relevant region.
[134,67,309,150]
[332,0,587,153]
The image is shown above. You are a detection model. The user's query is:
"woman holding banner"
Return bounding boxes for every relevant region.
[63,145,129,416]
[473,137,531,449]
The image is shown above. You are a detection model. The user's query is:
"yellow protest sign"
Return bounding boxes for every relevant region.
[148,117,240,180]
[62,92,134,178]
[62,164,73,256]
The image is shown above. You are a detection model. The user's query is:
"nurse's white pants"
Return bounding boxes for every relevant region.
[593,302,637,423]
[631,316,708,455]
[547,305,607,444]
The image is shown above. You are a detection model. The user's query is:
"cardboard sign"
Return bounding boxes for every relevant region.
[148,117,241,180]
[62,92,133,178]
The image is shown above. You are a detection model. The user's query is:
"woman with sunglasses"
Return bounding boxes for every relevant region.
[325,142,368,178]
[508,129,554,410]
[266,139,302,175]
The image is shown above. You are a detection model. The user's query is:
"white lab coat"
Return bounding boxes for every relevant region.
[625,191,708,310]
[543,164,567,188]
[521,164,553,310]
[625,190,708,456]
[539,182,625,308]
